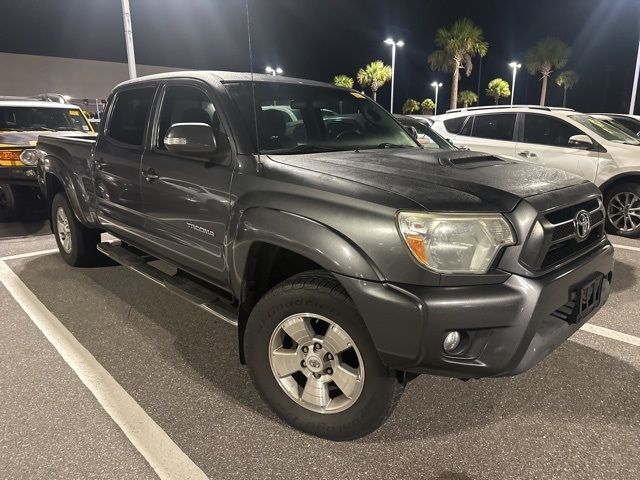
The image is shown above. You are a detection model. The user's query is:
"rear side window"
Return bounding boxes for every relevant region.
[523,114,581,147]
[107,87,155,146]
[443,116,468,134]
[470,114,516,141]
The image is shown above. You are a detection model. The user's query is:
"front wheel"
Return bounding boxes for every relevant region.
[245,271,404,441]
[51,193,102,266]
[0,184,25,222]
[605,183,640,238]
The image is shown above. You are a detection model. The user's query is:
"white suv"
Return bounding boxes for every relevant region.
[431,105,640,237]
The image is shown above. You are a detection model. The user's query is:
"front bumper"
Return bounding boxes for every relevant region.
[337,240,614,378]
[0,165,39,186]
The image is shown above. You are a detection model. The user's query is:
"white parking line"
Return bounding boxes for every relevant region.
[1,248,59,261]
[580,323,640,347]
[0,260,208,480]
[611,243,640,253]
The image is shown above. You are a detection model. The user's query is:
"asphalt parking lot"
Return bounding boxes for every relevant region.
[1,221,639,480]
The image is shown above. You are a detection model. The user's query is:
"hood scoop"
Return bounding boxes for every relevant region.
[438,153,513,169]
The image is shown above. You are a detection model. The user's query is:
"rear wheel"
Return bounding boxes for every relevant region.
[51,193,102,266]
[245,271,404,441]
[605,183,640,238]
[0,184,25,222]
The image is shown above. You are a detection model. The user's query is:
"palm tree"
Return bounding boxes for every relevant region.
[333,74,354,89]
[486,78,511,105]
[401,98,420,114]
[555,70,580,107]
[458,90,479,108]
[356,60,392,102]
[428,18,489,110]
[524,37,572,106]
[420,98,436,114]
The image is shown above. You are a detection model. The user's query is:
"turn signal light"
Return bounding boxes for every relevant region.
[0,150,22,166]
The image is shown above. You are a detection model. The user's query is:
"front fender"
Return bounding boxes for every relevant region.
[229,207,382,295]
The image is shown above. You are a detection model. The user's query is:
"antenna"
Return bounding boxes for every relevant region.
[245,0,262,168]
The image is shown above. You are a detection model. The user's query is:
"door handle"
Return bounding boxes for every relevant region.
[517,151,538,158]
[142,168,160,183]
[94,158,107,170]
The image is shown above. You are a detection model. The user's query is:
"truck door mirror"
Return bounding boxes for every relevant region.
[568,134,593,150]
[406,125,418,140]
[164,123,217,156]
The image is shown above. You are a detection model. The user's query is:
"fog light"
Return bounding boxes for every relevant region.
[443,331,461,352]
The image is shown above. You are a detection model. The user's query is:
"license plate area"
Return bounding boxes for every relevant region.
[572,274,604,323]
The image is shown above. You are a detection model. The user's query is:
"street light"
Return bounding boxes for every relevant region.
[265,66,283,76]
[120,0,137,79]
[431,81,443,115]
[509,62,522,105]
[384,38,404,113]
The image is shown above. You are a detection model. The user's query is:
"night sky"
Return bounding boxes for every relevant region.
[1,0,639,113]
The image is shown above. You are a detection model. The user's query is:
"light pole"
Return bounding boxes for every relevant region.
[509,62,521,106]
[265,66,283,76]
[120,0,137,79]
[384,38,404,113]
[431,82,443,115]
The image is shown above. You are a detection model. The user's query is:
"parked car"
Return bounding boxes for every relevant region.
[590,114,640,137]
[32,72,613,440]
[0,99,94,221]
[432,105,640,237]
[592,113,640,136]
[393,114,455,149]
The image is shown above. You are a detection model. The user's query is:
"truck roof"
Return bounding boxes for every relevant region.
[115,70,343,90]
[0,100,82,109]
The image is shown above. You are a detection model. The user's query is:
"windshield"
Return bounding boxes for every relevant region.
[570,114,640,145]
[226,82,418,153]
[396,117,455,150]
[0,106,92,133]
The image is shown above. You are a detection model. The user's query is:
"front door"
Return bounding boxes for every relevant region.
[140,81,234,287]
[515,113,599,182]
[95,85,156,236]
[452,113,518,158]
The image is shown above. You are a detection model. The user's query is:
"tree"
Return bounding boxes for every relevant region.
[356,60,392,102]
[333,74,354,89]
[401,98,420,114]
[486,78,511,104]
[420,98,436,114]
[428,18,489,110]
[524,37,571,106]
[458,90,479,108]
[555,70,580,107]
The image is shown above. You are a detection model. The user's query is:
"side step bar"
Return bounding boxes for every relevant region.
[97,242,238,326]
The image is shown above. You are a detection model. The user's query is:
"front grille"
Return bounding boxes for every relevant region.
[520,197,606,272]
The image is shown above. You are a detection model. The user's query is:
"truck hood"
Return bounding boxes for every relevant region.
[0,130,94,148]
[268,148,587,212]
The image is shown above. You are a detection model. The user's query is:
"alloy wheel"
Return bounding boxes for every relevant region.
[56,206,72,253]
[268,313,365,414]
[608,192,640,233]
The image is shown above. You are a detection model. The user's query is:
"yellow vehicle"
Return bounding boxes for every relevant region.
[0,99,94,221]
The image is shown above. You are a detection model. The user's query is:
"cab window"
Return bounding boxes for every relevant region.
[523,114,582,147]
[470,113,516,141]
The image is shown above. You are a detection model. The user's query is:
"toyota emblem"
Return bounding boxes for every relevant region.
[574,210,592,241]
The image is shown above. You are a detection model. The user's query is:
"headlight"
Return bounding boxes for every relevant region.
[19,149,41,166]
[397,211,515,274]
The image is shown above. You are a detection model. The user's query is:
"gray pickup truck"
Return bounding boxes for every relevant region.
[32,71,614,440]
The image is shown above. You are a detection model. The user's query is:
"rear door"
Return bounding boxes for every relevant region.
[140,80,234,286]
[516,113,599,181]
[95,85,156,236]
[451,113,518,157]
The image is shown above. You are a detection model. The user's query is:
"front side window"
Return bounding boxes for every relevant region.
[570,114,640,145]
[612,117,640,134]
[523,114,582,147]
[0,107,91,132]
[157,85,228,152]
[226,82,417,153]
[470,114,516,141]
[107,87,155,146]
[443,116,468,135]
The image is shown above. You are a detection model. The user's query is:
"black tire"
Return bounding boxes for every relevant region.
[51,193,101,266]
[604,183,640,238]
[0,184,25,222]
[245,271,404,441]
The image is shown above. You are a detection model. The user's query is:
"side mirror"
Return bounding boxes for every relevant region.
[164,123,217,156]
[568,134,594,150]
[406,125,418,140]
